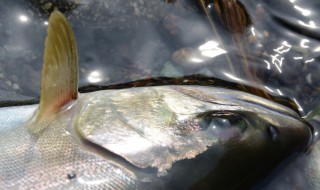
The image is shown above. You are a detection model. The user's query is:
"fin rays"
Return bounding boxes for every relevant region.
[33,10,78,124]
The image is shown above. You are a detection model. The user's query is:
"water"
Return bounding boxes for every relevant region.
[0,0,319,189]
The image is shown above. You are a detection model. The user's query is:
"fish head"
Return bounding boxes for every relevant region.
[74,85,312,189]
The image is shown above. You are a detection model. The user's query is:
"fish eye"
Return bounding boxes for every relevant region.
[200,112,247,141]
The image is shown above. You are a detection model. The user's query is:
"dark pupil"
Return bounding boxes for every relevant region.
[201,112,247,141]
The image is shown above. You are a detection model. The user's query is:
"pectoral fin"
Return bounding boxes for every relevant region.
[33,10,78,124]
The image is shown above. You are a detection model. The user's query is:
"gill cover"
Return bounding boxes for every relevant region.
[31,10,78,127]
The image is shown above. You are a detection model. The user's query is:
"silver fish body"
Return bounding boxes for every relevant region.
[0,85,312,189]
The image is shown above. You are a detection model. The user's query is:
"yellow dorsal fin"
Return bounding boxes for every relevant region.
[35,10,78,122]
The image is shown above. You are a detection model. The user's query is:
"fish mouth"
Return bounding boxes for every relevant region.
[165,109,313,189]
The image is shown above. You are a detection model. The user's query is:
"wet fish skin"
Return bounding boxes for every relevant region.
[253,119,320,190]
[0,105,139,189]
[74,85,312,189]
[0,85,312,189]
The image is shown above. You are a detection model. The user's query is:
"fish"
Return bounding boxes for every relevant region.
[0,10,312,189]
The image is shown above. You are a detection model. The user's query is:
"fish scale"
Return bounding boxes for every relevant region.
[0,109,137,189]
